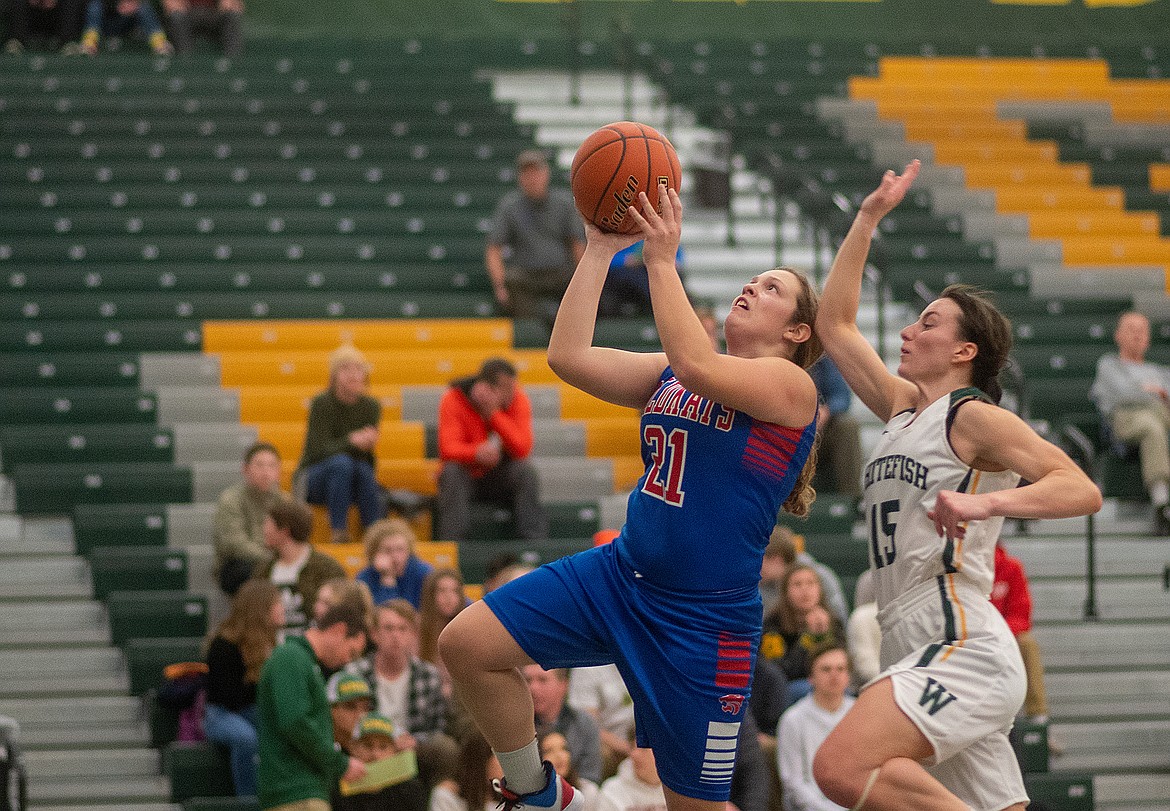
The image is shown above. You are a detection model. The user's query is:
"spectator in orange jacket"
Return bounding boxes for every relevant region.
[990,541,1048,725]
[435,358,547,542]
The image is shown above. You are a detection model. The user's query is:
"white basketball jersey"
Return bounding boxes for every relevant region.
[863,388,1020,614]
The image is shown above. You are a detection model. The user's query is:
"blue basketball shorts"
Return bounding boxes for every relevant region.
[483,542,761,802]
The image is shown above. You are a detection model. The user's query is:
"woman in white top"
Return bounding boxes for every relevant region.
[811,161,1102,811]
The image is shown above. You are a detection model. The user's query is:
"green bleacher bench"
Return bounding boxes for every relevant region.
[1024,772,1094,811]
[1010,718,1049,774]
[0,388,159,425]
[0,352,141,387]
[0,424,176,471]
[466,501,601,542]
[1023,378,1094,426]
[106,591,208,645]
[73,503,170,554]
[123,636,204,695]
[1010,346,1107,379]
[0,320,202,352]
[1012,315,1114,346]
[88,547,189,600]
[11,462,193,513]
[183,798,261,811]
[458,538,593,585]
[164,741,236,802]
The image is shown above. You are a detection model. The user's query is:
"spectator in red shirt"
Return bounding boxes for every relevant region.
[435,358,547,542]
[990,541,1049,724]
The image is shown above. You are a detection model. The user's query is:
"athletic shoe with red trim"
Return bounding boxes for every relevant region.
[494,761,581,811]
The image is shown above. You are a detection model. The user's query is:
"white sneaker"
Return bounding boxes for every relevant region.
[493,761,582,811]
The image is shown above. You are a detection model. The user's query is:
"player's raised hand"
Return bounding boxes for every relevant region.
[628,187,681,270]
[859,160,920,223]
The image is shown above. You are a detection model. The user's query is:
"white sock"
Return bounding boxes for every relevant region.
[494,738,546,795]
[1153,480,1169,508]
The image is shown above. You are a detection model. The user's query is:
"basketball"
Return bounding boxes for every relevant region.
[570,121,683,235]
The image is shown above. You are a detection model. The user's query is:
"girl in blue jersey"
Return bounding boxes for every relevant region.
[439,187,820,811]
[812,162,1102,811]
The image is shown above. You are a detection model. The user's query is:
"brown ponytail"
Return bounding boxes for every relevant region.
[777,267,820,518]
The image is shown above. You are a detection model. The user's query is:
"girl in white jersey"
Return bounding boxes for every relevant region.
[811,161,1102,811]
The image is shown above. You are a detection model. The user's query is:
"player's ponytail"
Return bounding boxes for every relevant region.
[781,440,817,518]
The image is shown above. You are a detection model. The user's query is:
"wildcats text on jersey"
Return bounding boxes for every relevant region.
[644,377,735,432]
[864,453,930,490]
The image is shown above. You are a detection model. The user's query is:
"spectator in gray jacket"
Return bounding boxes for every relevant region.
[213,442,285,596]
[1091,311,1170,533]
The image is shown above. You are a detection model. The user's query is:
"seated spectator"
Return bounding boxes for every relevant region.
[485,149,586,321]
[845,571,880,690]
[540,731,602,811]
[991,541,1051,728]
[760,564,846,705]
[312,576,375,634]
[436,357,547,542]
[334,712,429,811]
[809,356,862,504]
[596,734,666,811]
[297,345,385,544]
[567,664,633,781]
[428,727,502,811]
[748,655,789,758]
[597,242,685,319]
[203,579,283,798]
[1090,310,1170,534]
[256,498,346,636]
[418,567,471,695]
[346,599,452,783]
[213,441,284,596]
[355,517,433,608]
[161,0,241,56]
[776,645,855,811]
[4,0,84,54]
[327,672,374,751]
[524,665,602,785]
[760,526,848,624]
[731,709,771,811]
[481,553,535,595]
[80,0,172,54]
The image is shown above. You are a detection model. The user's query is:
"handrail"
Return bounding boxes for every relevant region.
[1059,423,1100,621]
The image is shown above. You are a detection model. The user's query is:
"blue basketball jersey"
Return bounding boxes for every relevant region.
[617,367,817,592]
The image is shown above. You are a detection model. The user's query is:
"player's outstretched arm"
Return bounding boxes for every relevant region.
[816,162,920,422]
[547,225,669,409]
[628,188,817,427]
[927,402,1104,539]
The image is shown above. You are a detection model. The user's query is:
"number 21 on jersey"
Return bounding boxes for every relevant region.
[641,425,687,506]
[869,499,898,568]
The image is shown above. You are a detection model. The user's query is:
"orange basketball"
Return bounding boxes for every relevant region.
[570,121,682,235]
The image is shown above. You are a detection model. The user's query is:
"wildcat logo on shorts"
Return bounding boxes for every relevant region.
[719,694,745,714]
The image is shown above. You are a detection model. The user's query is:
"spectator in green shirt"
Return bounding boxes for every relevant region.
[297,345,385,544]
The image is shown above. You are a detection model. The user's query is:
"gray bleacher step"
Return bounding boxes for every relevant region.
[1031,578,1170,623]
[25,746,160,780]
[1050,719,1170,773]
[155,386,240,425]
[0,555,90,600]
[21,723,151,750]
[166,502,217,548]
[1096,773,1170,811]
[1046,670,1170,721]
[1010,536,1169,579]
[0,516,75,556]
[28,775,171,806]
[190,461,243,502]
[0,646,127,699]
[173,423,258,465]
[532,457,613,500]
[401,383,560,425]
[0,599,108,646]
[1034,621,1170,671]
[532,419,585,457]
[182,543,230,630]
[31,805,179,811]
[139,352,221,390]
